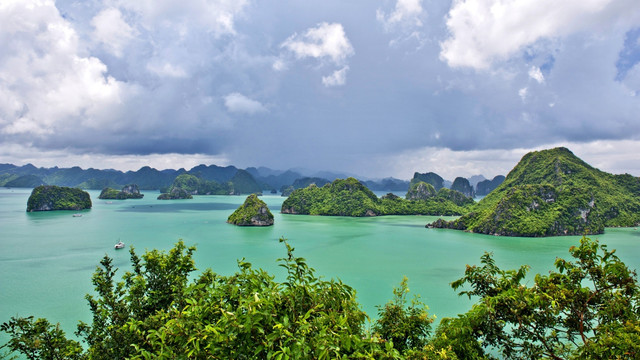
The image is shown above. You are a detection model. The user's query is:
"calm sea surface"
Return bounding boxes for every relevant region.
[2,188,640,343]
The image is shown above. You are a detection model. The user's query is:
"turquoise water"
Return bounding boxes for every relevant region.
[2,188,640,343]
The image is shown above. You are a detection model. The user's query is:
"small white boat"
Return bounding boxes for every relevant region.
[72,213,83,217]
[114,241,125,249]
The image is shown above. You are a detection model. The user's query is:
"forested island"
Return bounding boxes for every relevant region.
[227,194,274,226]
[98,184,144,199]
[2,236,638,359]
[281,177,474,216]
[157,171,263,199]
[431,147,640,236]
[26,185,92,212]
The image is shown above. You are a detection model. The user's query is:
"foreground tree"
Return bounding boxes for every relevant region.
[445,236,640,359]
[2,236,638,359]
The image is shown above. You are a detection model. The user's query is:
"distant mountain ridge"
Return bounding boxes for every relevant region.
[0,163,501,197]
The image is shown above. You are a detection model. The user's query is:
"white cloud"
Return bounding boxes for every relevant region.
[0,143,231,172]
[379,140,640,180]
[518,87,528,101]
[272,58,287,71]
[322,66,349,87]
[0,0,128,137]
[377,0,424,31]
[528,66,545,83]
[224,93,267,114]
[91,7,135,57]
[146,62,188,78]
[115,0,248,37]
[281,22,354,65]
[440,0,640,69]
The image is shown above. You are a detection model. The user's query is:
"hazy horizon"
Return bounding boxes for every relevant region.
[1,1,639,180]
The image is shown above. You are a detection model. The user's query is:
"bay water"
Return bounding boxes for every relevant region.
[2,188,640,344]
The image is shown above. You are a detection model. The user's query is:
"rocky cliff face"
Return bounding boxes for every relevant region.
[99,184,144,199]
[405,181,436,200]
[27,185,92,212]
[410,172,444,191]
[121,184,143,197]
[451,177,475,198]
[157,188,193,200]
[227,194,274,226]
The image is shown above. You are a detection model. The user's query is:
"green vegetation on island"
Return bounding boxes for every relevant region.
[475,175,505,196]
[227,194,274,226]
[2,236,639,359]
[281,178,473,216]
[410,172,445,191]
[98,184,144,199]
[431,147,640,236]
[280,177,330,196]
[229,169,263,195]
[450,177,475,198]
[3,174,45,188]
[157,171,263,199]
[157,188,193,200]
[405,181,436,200]
[26,185,92,212]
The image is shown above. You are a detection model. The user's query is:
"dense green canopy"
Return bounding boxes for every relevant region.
[432,147,640,236]
[282,178,473,216]
[227,194,274,226]
[2,236,639,359]
[26,185,92,212]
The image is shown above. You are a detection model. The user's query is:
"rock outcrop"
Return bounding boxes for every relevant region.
[410,172,444,191]
[27,185,92,212]
[157,188,193,200]
[99,184,144,199]
[405,181,436,200]
[450,177,475,198]
[227,194,274,226]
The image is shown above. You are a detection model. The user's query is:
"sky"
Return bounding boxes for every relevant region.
[1,0,640,180]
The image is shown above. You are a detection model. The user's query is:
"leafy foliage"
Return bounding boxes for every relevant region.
[0,317,84,360]
[432,147,640,236]
[227,194,274,226]
[447,236,640,359]
[282,178,473,217]
[3,237,638,359]
[26,185,92,212]
[373,277,433,353]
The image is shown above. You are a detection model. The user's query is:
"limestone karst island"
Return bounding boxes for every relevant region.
[227,194,274,226]
[26,185,92,212]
